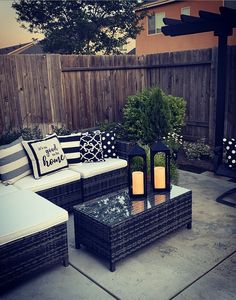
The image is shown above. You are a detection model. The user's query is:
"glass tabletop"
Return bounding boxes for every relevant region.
[75,185,190,226]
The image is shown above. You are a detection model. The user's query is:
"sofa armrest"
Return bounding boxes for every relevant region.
[116,140,134,160]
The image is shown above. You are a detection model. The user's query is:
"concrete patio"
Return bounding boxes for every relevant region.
[1,170,236,300]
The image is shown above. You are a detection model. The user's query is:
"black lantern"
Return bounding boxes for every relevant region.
[128,144,147,198]
[150,141,171,193]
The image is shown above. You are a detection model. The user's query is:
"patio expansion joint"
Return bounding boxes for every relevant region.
[169,249,236,300]
[69,262,121,300]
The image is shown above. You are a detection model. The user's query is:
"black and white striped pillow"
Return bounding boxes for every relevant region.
[57,133,81,165]
[0,137,31,184]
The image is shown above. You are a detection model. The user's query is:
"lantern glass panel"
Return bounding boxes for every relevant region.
[130,156,144,173]
[129,156,147,197]
[150,141,171,193]
[153,152,167,190]
[128,144,147,198]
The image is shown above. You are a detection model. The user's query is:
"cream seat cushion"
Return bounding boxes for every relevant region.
[14,169,81,192]
[0,183,19,195]
[70,158,127,179]
[0,190,68,246]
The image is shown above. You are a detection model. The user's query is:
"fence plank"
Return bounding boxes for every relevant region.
[0,48,235,144]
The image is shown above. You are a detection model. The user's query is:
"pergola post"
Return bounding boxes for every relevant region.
[214,33,228,163]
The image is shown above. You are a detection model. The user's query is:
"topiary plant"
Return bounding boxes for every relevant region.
[122,87,186,145]
[122,88,171,144]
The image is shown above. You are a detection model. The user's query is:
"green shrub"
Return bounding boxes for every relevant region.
[122,87,186,144]
[165,94,186,133]
[21,126,43,140]
[0,126,42,145]
[0,131,21,145]
[98,121,125,139]
[51,125,72,135]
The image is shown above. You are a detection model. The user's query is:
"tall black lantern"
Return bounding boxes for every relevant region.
[128,144,147,198]
[150,141,171,193]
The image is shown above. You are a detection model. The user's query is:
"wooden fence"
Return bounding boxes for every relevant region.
[0,47,235,144]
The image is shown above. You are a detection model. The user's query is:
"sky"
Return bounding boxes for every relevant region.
[0,0,43,48]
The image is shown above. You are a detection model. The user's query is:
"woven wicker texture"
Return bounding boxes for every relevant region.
[82,167,128,202]
[37,180,82,211]
[116,140,134,159]
[74,187,192,271]
[36,140,132,208]
[0,223,68,292]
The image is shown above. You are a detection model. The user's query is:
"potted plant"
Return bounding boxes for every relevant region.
[183,139,213,161]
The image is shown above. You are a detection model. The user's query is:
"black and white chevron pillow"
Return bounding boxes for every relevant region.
[223,137,236,169]
[101,131,117,158]
[80,130,104,163]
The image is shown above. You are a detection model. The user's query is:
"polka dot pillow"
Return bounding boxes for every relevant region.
[101,131,117,158]
[223,137,236,169]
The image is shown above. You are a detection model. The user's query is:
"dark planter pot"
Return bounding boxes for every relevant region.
[200,154,210,161]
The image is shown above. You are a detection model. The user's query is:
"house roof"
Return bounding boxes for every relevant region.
[0,42,44,55]
[0,43,30,55]
[136,0,177,11]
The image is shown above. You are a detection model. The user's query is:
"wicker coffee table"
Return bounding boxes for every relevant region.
[73,185,192,271]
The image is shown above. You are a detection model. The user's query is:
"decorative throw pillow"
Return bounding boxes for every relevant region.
[0,137,31,184]
[223,137,236,169]
[57,133,81,165]
[101,131,117,158]
[80,130,104,163]
[22,134,68,179]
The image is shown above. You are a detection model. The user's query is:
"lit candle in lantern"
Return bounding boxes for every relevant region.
[132,171,144,195]
[132,200,145,215]
[155,194,166,205]
[154,166,166,189]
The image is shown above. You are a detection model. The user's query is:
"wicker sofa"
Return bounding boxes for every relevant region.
[0,132,132,292]
[10,140,131,211]
[0,184,69,293]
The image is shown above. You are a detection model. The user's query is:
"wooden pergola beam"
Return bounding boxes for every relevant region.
[220,6,236,20]
[162,22,215,36]
[198,10,223,22]
[180,15,202,23]
[163,18,182,25]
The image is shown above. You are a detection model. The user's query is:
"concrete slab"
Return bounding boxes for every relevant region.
[2,170,236,300]
[201,171,232,181]
[0,265,115,300]
[173,252,236,300]
[67,170,236,300]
